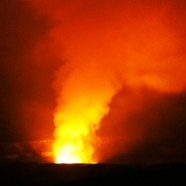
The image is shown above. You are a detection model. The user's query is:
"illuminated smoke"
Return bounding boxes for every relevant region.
[26,0,186,163]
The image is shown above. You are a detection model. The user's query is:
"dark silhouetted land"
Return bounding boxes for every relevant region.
[0,162,185,185]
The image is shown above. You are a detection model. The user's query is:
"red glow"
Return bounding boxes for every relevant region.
[26,0,186,163]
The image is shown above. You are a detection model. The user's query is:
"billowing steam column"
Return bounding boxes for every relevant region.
[52,66,119,163]
[26,0,186,164]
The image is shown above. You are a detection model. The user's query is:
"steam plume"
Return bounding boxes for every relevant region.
[25,0,186,163]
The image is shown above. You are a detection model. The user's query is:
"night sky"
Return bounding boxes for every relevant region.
[1,0,186,163]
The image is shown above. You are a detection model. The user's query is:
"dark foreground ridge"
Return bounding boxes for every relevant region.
[0,162,186,185]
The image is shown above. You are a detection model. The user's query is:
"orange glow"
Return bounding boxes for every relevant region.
[27,0,186,163]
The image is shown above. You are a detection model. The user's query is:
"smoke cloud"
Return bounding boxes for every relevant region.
[1,0,186,162]
[0,0,58,142]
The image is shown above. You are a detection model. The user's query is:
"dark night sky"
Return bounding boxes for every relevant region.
[0,0,186,163]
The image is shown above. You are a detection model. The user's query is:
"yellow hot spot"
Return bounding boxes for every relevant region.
[54,144,83,164]
[53,111,98,163]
